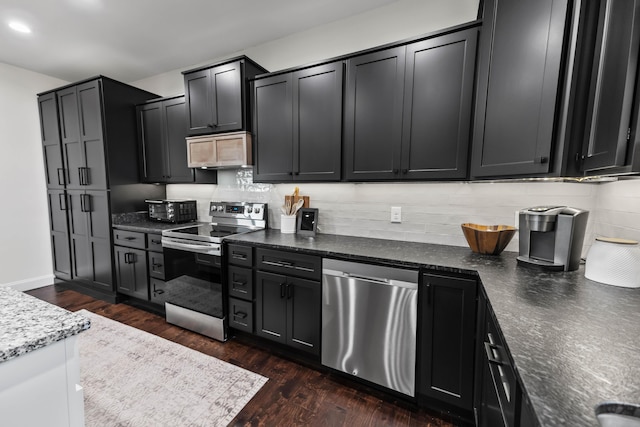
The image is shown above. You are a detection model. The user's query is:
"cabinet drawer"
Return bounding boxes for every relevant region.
[255,248,321,281]
[150,278,166,305]
[147,234,163,252]
[113,229,146,249]
[229,297,253,333]
[227,244,253,267]
[228,266,253,300]
[148,251,165,280]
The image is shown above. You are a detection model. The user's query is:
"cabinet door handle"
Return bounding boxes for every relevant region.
[286,283,294,299]
[80,194,92,212]
[402,169,408,174]
[393,169,399,174]
[78,167,90,185]
[58,193,68,211]
[152,261,163,268]
[233,310,247,319]
[280,282,286,298]
[57,168,66,185]
[425,282,432,304]
[484,341,503,365]
[535,156,549,164]
[152,283,164,295]
[207,123,218,128]
[125,252,136,264]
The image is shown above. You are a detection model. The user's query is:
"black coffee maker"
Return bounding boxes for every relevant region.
[517,206,589,271]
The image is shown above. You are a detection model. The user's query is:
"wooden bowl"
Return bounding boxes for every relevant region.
[461,223,516,255]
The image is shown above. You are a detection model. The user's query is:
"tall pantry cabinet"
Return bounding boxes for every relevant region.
[38,77,164,301]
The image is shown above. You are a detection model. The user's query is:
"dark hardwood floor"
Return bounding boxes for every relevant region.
[27,285,458,427]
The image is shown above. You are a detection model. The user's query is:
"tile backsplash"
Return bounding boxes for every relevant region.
[167,170,640,255]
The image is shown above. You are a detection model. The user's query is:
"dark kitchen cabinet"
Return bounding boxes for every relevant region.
[114,246,148,300]
[344,47,406,181]
[137,96,216,184]
[402,29,477,180]
[39,93,65,189]
[46,189,72,280]
[38,77,163,301]
[67,189,113,291]
[418,271,477,411]
[183,56,267,136]
[227,244,255,333]
[255,271,321,355]
[253,62,343,182]
[573,0,640,174]
[58,81,108,190]
[471,0,574,178]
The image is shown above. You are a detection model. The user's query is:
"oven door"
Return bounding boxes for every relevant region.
[158,240,227,341]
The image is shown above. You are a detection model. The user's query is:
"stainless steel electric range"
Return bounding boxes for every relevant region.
[158,201,267,341]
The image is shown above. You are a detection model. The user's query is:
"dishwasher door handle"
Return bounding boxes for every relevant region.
[323,269,417,290]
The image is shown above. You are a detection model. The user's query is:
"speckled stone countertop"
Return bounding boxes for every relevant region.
[227,230,640,427]
[0,286,91,363]
[112,211,196,234]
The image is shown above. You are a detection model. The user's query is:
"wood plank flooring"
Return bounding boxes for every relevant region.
[27,285,457,427]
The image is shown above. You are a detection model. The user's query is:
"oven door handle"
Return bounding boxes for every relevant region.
[161,238,220,255]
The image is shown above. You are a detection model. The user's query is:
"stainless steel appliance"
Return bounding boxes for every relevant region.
[159,201,267,341]
[517,206,589,271]
[146,199,197,223]
[321,259,418,397]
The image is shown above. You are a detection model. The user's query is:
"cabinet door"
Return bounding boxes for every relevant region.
[344,47,406,180]
[68,190,113,291]
[419,272,477,410]
[255,271,288,344]
[184,69,213,135]
[471,0,570,178]
[293,62,343,181]
[39,93,65,189]
[58,87,83,189]
[402,29,477,180]
[114,246,148,299]
[210,61,243,133]
[164,98,195,182]
[287,277,321,355]
[76,81,107,190]
[253,74,294,182]
[46,190,72,280]
[138,101,166,182]
[580,0,640,171]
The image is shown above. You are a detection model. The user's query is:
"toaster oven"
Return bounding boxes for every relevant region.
[146,200,197,223]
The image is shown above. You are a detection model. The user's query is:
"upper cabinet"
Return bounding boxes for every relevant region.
[573,0,640,175]
[345,29,477,181]
[253,62,343,182]
[344,47,406,181]
[136,96,216,184]
[183,56,267,136]
[471,0,574,178]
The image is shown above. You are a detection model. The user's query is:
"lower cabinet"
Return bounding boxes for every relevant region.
[255,271,321,356]
[418,270,477,411]
[114,246,148,299]
[112,229,166,303]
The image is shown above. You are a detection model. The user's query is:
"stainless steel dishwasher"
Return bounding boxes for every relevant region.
[321,258,418,397]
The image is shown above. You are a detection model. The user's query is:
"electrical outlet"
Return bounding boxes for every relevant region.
[391,206,402,223]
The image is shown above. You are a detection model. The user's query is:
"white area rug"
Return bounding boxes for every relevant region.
[77,309,267,427]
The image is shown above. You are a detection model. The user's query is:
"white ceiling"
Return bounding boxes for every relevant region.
[0,0,396,83]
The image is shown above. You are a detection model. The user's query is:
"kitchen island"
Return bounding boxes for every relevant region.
[0,286,90,427]
[227,230,640,426]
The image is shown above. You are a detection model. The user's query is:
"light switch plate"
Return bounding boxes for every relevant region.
[391,206,402,223]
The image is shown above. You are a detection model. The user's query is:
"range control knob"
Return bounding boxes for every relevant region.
[217,205,224,212]
[253,206,261,214]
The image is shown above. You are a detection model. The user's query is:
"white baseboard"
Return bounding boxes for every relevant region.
[1,275,55,291]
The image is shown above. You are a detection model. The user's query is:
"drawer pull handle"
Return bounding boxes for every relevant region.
[232,281,247,287]
[151,239,161,245]
[484,341,503,365]
[232,253,247,260]
[234,310,247,319]
[123,236,136,241]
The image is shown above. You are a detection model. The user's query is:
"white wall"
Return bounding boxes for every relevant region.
[0,62,68,290]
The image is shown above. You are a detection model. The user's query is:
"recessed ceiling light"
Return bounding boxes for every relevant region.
[9,21,31,34]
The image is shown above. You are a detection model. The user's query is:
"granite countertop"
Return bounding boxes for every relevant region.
[227,230,640,427]
[0,286,91,363]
